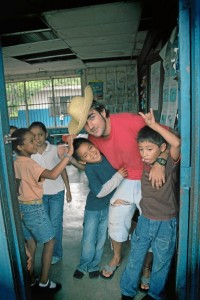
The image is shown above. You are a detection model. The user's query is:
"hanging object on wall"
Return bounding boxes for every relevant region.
[83,65,139,113]
[159,26,178,128]
[89,80,104,100]
[139,75,147,112]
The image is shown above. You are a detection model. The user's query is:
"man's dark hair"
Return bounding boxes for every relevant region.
[91,100,110,117]
[73,137,93,161]
[137,126,166,146]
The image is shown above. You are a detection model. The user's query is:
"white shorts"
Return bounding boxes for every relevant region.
[108,179,141,242]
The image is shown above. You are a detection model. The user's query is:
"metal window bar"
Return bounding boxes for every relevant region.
[6,77,81,129]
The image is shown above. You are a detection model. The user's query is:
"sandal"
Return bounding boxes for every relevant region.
[139,265,152,292]
[100,263,120,280]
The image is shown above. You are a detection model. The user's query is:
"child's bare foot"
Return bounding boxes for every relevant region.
[140,265,152,292]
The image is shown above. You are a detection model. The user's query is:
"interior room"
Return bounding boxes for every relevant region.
[0,1,200,300]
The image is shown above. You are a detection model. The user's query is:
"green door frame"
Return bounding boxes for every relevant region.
[0,45,30,299]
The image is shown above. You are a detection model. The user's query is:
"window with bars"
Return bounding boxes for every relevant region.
[6,77,81,128]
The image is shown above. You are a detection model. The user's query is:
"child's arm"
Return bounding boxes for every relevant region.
[61,169,72,203]
[139,110,167,189]
[96,167,128,198]
[69,156,86,171]
[57,138,86,171]
[40,155,71,180]
[139,108,181,161]
[40,139,74,180]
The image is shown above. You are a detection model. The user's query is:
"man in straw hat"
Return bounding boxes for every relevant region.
[67,85,167,280]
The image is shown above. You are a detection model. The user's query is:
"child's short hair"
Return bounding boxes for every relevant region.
[29,121,47,133]
[73,137,93,161]
[11,128,30,154]
[10,125,18,131]
[137,126,166,146]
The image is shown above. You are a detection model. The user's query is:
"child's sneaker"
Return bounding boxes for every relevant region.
[121,295,133,300]
[73,269,84,279]
[38,279,61,293]
[89,271,100,279]
[142,295,155,300]
[30,278,38,287]
[30,278,39,293]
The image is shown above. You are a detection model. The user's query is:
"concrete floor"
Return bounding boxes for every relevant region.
[32,165,175,300]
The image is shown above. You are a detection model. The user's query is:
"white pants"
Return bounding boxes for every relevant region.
[108,179,141,242]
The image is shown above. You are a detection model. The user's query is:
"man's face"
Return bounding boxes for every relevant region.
[84,108,107,137]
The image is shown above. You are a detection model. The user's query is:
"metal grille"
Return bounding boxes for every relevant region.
[7,77,81,128]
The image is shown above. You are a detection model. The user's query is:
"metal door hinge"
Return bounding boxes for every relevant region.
[4,134,17,144]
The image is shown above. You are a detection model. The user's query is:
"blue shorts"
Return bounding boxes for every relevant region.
[19,203,55,244]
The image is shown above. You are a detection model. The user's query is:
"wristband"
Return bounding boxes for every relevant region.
[63,153,72,161]
[155,157,167,166]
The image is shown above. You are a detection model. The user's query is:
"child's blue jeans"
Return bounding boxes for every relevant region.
[43,190,65,259]
[120,215,177,300]
[77,207,109,273]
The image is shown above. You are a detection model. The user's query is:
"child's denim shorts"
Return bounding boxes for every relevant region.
[19,202,55,244]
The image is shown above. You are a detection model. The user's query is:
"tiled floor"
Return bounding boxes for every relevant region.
[32,165,176,300]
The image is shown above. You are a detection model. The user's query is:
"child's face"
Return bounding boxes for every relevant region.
[30,126,47,148]
[18,132,37,156]
[138,141,165,165]
[77,142,102,163]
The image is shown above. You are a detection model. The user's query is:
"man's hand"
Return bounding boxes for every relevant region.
[149,163,166,189]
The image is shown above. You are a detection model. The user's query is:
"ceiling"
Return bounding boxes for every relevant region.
[0,0,178,79]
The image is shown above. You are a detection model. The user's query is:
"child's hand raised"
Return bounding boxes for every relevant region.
[118,167,128,178]
[57,134,75,159]
[139,108,156,127]
[66,134,75,156]
[57,144,68,159]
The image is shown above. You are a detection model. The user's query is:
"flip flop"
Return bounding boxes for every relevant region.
[100,264,120,280]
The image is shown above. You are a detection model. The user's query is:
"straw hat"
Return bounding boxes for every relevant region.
[67,85,93,135]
